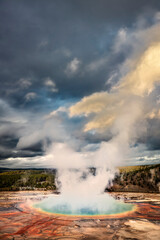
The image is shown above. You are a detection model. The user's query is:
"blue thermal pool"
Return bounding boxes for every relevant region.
[33,194,135,216]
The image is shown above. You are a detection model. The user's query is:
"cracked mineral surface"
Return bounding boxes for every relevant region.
[0,191,160,240]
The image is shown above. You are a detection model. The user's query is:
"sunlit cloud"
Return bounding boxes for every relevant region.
[70,21,160,134]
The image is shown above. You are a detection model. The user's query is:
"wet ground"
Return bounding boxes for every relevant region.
[0,191,160,239]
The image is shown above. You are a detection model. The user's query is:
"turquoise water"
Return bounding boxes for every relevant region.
[34,194,135,216]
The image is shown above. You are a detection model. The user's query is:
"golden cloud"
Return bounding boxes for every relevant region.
[69,41,160,132]
[116,42,160,96]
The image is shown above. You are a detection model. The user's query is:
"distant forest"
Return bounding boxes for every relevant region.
[0,169,56,191]
[107,164,160,193]
[0,164,160,193]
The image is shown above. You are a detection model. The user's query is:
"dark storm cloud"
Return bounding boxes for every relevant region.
[1,0,160,108]
[144,119,160,150]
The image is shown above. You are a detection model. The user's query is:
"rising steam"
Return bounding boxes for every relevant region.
[35,16,160,214]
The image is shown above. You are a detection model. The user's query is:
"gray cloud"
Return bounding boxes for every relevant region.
[1,0,160,105]
[1,1,160,167]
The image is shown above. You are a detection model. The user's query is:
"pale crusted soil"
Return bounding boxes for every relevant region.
[0,191,160,240]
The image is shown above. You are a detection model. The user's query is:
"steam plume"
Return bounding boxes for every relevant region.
[35,15,160,213]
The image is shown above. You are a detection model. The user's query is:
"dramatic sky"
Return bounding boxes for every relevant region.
[1,0,160,168]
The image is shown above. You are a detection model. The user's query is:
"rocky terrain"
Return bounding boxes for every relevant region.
[0,191,160,239]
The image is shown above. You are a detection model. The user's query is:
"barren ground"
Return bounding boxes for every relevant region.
[0,191,160,239]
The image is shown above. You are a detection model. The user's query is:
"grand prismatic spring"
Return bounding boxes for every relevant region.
[33,193,135,216]
[1,191,160,240]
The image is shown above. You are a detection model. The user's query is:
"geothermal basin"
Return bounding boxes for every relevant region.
[1,191,160,240]
[33,193,135,216]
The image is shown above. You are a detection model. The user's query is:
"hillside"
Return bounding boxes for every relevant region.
[107,164,160,193]
[0,164,160,192]
[0,169,56,191]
